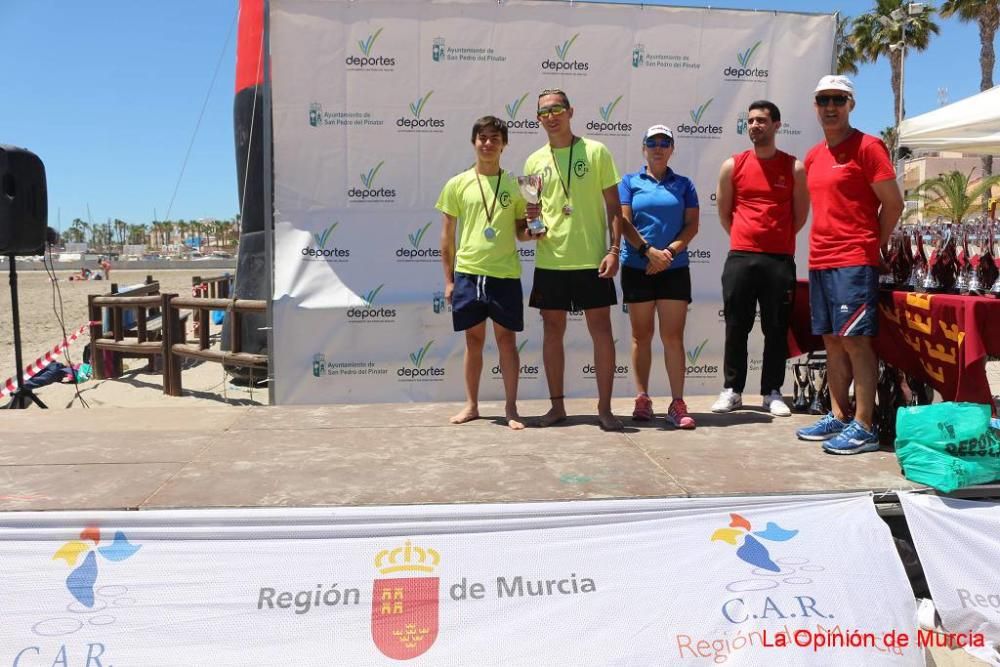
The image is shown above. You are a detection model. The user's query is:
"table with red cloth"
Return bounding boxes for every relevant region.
[788,280,1000,410]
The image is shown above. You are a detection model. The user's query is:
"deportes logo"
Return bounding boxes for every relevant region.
[541,33,589,74]
[686,246,712,264]
[723,41,768,81]
[491,340,539,379]
[586,95,632,135]
[676,99,723,138]
[583,338,629,377]
[504,93,540,131]
[347,284,396,323]
[372,541,441,659]
[348,161,396,202]
[302,222,350,262]
[397,91,445,131]
[396,223,441,262]
[685,339,718,377]
[346,27,396,69]
[399,340,445,380]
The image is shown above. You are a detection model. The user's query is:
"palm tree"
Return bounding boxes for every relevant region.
[836,14,860,75]
[851,0,940,127]
[62,227,85,244]
[113,219,129,246]
[880,126,898,160]
[176,221,190,250]
[911,169,1000,223]
[940,0,999,183]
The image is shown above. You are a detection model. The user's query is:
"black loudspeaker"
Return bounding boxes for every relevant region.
[0,145,48,256]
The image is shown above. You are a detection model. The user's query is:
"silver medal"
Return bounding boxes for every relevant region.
[484,227,496,240]
[562,204,573,216]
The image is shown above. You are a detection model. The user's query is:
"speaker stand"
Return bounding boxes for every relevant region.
[3,254,47,409]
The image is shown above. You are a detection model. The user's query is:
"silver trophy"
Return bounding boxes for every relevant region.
[516,175,546,235]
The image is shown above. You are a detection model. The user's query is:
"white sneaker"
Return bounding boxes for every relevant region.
[711,388,742,413]
[764,390,791,417]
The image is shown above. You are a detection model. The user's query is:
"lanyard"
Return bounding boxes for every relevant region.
[474,168,502,226]
[549,136,576,202]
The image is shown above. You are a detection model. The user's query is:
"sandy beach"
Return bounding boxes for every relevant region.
[0,266,265,409]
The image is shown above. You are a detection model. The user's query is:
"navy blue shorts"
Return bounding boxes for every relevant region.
[808,266,879,336]
[452,272,524,332]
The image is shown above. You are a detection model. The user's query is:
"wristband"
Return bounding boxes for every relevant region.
[638,242,650,257]
[608,245,621,254]
[664,246,675,259]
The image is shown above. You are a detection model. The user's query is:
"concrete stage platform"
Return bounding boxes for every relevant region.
[0,395,926,512]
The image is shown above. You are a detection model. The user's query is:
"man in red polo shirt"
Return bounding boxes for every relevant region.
[713,100,809,418]
[796,75,903,455]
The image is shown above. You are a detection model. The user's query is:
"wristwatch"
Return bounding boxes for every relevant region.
[638,242,650,257]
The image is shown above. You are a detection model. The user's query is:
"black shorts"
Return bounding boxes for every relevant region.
[621,266,692,303]
[452,272,524,332]
[529,267,617,311]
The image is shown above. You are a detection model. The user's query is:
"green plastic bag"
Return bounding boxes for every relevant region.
[895,402,1000,492]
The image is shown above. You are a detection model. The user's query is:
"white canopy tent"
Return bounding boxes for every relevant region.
[898,85,1000,155]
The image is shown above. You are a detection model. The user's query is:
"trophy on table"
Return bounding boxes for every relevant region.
[909,226,929,291]
[968,221,985,294]
[887,227,913,288]
[516,175,546,236]
[928,223,957,292]
[985,221,1000,297]
[954,223,971,294]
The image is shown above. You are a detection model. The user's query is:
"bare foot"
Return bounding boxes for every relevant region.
[450,405,479,424]
[505,412,526,431]
[598,412,622,431]
[538,406,567,427]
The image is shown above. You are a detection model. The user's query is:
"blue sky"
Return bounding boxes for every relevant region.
[0,1,989,230]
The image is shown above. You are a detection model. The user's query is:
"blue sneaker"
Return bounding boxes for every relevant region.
[823,420,880,455]
[796,412,848,441]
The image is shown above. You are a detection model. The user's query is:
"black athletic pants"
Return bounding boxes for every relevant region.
[721,251,796,395]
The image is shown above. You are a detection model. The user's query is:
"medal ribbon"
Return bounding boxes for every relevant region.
[475,168,503,228]
[549,137,576,207]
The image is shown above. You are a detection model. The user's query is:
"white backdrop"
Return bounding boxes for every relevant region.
[900,492,1000,665]
[269,0,836,405]
[1,494,921,665]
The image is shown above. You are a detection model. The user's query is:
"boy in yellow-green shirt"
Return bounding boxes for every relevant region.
[436,115,536,429]
[524,89,625,431]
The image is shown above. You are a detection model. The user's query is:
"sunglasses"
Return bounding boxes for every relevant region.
[536,104,568,119]
[644,138,673,149]
[815,94,850,107]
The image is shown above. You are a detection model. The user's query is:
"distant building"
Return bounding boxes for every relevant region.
[903,151,999,223]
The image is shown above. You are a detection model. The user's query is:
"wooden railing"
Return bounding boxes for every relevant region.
[192,273,233,299]
[88,276,162,379]
[88,286,267,396]
[161,294,267,396]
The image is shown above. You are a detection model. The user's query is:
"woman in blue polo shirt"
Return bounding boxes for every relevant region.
[619,124,700,429]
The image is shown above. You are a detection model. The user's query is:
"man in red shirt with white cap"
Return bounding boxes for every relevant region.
[796,75,903,455]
